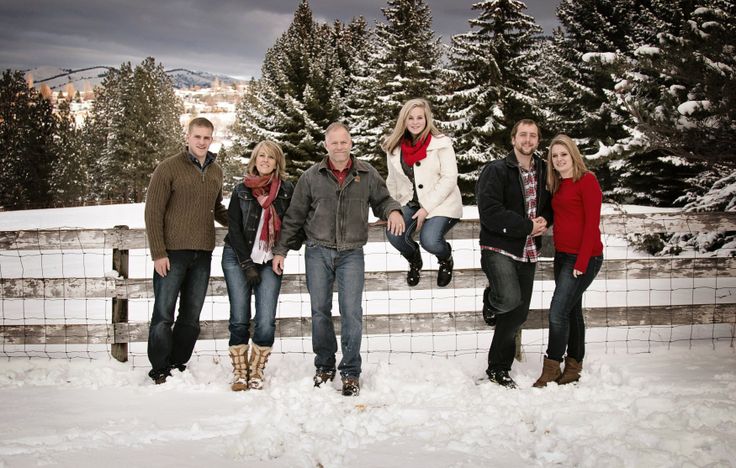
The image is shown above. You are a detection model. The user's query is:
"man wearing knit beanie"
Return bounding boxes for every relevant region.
[144,117,229,384]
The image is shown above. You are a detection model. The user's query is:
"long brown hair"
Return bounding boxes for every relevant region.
[381,98,442,154]
[246,140,287,179]
[546,134,588,194]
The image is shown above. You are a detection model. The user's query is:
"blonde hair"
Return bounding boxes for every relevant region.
[246,140,287,179]
[546,134,588,194]
[382,98,442,153]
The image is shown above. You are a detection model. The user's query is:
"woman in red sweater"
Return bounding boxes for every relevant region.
[533,134,604,388]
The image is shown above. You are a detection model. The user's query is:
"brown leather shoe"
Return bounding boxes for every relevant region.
[313,369,336,387]
[341,376,360,396]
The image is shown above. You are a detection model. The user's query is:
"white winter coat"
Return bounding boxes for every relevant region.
[386,134,463,219]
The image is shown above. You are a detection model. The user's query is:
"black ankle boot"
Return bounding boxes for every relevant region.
[437,246,454,287]
[403,250,423,287]
[482,286,496,326]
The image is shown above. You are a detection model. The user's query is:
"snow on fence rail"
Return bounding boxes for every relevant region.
[1,211,735,362]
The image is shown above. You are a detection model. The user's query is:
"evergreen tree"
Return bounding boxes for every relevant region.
[332,17,371,110]
[216,145,247,195]
[587,0,733,205]
[351,0,444,174]
[447,0,545,200]
[552,0,643,193]
[617,0,735,164]
[0,70,57,210]
[344,22,382,164]
[86,57,183,202]
[50,100,89,205]
[231,1,363,178]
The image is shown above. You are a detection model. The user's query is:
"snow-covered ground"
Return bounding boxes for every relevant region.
[1,203,735,467]
[1,329,735,468]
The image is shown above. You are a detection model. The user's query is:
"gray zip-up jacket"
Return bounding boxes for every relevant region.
[274,156,401,254]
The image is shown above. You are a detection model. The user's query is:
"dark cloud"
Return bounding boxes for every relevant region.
[0,0,558,79]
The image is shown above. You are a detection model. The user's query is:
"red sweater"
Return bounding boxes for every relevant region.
[552,171,603,272]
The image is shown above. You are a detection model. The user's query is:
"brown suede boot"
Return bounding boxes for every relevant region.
[248,343,272,390]
[229,344,249,391]
[533,358,562,388]
[556,357,582,385]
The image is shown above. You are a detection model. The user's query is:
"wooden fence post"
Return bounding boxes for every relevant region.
[112,225,129,362]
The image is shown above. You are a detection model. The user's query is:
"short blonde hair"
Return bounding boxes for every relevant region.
[187,117,214,133]
[246,140,287,179]
[381,98,442,154]
[546,134,588,194]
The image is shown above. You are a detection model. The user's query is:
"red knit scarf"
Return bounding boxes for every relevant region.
[401,134,432,166]
[243,174,282,249]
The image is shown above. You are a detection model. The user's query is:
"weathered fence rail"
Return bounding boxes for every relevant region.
[1,212,735,361]
[2,256,734,299]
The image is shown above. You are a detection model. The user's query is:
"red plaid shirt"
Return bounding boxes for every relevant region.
[484,159,539,263]
[328,157,352,186]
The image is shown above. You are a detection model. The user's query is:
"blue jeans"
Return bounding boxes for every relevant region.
[546,253,603,362]
[481,249,536,372]
[221,244,283,347]
[148,250,212,375]
[385,205,458,260]
[305,244,365,378]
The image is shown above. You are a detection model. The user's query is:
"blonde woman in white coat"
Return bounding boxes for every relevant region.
[382,98,463,287]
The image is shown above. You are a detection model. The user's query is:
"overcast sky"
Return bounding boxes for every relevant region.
[1,0,559,79]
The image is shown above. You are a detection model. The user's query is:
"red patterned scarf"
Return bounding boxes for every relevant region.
[243,174,282,249]
[401,134,432,166]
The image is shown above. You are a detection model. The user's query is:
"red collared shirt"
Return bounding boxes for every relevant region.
[328,157,353,186]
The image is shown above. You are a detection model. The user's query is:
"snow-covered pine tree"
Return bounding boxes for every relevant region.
[345,23,382,165]
[594,0,733,205]
[330,18,371,119]
[231,1,364,179]
[83,65,122,201]
[215,144,247,195]
[50,99,89,205]
[352,0,444,176]
[338,17,382,162]
[618,0,735,165]
[0,70,57,210]
[230,78,291,169]
[447,0,545,201]
[85,58,183,203]
[552,0,639,194]
[608,0,735,252]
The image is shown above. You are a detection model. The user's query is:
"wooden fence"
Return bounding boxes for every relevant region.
[1,211,735,362]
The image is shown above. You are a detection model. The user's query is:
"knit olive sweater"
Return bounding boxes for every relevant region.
[144,151,228,260]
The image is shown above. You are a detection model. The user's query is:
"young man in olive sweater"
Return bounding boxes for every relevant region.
[144,117,228,384]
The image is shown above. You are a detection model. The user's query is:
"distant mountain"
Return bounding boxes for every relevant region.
[23,66,239,91]
[165,68,239,88]
[27,66,111,92]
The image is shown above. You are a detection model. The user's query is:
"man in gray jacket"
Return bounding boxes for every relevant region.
[273,122,404,396]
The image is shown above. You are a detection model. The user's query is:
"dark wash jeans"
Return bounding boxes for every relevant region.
[221,244,282,347]
[481,249,536,373]
[546,252,603,362]
[385,204,458,260]
[147,250,212,376]
[305,244,365,378]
